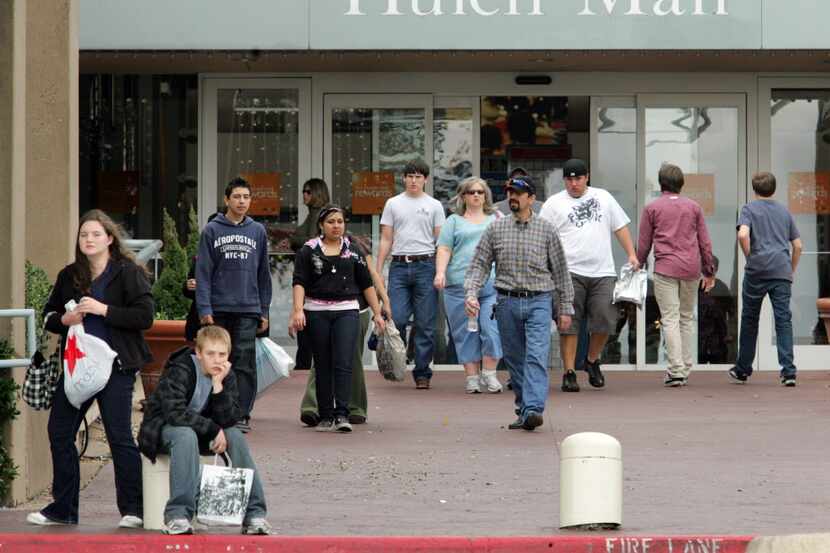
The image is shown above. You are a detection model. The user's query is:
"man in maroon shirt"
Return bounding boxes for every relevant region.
[637,164,716,386]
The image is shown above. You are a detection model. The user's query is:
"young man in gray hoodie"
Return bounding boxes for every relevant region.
[196,177,272,432]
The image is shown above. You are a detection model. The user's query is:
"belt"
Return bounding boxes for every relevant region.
[496,288,548,298]
[391,254,434,263]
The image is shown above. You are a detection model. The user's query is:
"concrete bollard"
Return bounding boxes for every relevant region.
[141,454,171,531]
[559,432,622,530]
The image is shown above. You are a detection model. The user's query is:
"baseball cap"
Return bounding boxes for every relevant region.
[505,176,536,195]
[563,158,588,178]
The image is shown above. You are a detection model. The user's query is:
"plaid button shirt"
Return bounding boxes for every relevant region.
[464,212,575,315]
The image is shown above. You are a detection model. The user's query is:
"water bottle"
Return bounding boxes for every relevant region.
[467,315,479,332]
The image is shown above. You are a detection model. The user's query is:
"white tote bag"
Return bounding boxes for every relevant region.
[255,337,294,396]
[62,301,117,409]
[612,263,648,306]
[196,455,254,526]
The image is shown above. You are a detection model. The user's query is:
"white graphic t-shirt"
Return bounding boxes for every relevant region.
[380,192,446,256]
[540,187,630,278]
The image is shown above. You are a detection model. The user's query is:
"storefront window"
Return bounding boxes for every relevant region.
[771,90,830,345]
[79,74,198,241]
[216,88,300,253]
[481,96,585,202]
[434,107,474,210]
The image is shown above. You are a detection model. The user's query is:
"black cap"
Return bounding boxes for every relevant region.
[505,176,536,195]
[563,158,588,178]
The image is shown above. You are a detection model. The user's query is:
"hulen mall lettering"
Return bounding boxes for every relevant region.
[344,0,729,17]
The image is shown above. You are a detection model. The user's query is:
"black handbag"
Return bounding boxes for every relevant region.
[22,346,62,410]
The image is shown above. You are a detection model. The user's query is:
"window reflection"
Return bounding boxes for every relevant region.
[771,91,830,345]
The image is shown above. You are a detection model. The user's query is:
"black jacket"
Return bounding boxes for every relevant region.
[292,237,373,302]
[43,259,154,372]
[138,346,243,462]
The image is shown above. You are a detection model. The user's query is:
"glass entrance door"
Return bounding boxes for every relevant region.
[323,94,433,257]
[201,78,311,341]
[638,94,746,371]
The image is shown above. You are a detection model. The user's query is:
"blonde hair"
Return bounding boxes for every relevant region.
[195,325,232,352]
[453,177,495,216]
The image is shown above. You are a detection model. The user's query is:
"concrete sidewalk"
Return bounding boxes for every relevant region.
[2,369,829,537]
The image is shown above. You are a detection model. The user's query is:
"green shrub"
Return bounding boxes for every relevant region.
[25,261,52,351]
[151,209,191,320]
[0,344,19,502]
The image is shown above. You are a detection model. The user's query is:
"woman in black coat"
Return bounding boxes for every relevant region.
[28,209,154,528]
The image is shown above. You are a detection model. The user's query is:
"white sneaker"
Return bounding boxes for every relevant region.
[479,370,503,393]
[27,512,68,526]
[465,375,481,394]
[119,515,144,528]
[163,518,193,535]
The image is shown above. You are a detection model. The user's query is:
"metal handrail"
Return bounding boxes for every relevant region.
[0,309,36,369]
[124,239,163,265]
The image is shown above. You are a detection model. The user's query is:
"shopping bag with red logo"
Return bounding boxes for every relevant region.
[62,301,117,409]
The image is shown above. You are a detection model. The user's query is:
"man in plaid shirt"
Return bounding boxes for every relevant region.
[464,177,574,431]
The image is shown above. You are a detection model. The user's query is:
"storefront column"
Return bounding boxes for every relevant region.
[0,0,77,505]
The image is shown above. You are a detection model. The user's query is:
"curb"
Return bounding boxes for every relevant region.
[0,534,754,553]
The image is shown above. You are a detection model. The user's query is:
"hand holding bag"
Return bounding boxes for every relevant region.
[255,337,295,396]
[197,454,255,527]
[375,319,407,382]
[613,263,648,306]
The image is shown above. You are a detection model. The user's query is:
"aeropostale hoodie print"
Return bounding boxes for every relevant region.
[195,213,272,318]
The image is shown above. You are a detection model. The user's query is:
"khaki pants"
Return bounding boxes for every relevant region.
[653,273,699,379]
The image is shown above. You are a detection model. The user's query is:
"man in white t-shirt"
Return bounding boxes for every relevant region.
[540,159,639,393]
[377,160,446,389]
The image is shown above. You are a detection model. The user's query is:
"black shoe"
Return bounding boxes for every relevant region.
[300,411,320,427]
[780,375,796,387]
[522,411,543,431]
[586,359,605,388]
[508,417,524,430]
[663,376,686,387]
[348,414,367,424]
[561,371,580,393]
[728,367,747,384]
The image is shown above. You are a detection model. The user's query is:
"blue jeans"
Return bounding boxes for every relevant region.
[213,313,259,418]
[160,425,267,523]
[735,277,796,378]
[495,292,552,418]
[443,282,502,364]
[389,259,437,380]
[306,309,360,420]
[43,368,142,524]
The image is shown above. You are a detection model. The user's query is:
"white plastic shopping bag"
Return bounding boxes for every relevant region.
[612,263,648,306]
[197,455,254,527]
[375,320,407,382]
[255,337,294,396]
[62,300,117,409]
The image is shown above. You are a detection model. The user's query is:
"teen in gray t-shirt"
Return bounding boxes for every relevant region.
[737,199,800,281]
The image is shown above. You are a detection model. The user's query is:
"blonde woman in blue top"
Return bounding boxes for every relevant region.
[434,177,503,394]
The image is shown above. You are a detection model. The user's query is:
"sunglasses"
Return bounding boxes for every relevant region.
[464,190,486,196]
[302,189,312,194]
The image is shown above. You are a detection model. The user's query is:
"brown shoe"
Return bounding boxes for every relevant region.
[415,378,431,390]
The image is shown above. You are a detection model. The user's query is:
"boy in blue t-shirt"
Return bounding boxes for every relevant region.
[729,172,803,386]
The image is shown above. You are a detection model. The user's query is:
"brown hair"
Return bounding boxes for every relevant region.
[70,209,141,294]
[658,163,685,193]
[303,178,330,209]
[195,325,232,351]
[751,172,776,197]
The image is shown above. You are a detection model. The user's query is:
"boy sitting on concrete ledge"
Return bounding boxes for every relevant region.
[138,325,270,535]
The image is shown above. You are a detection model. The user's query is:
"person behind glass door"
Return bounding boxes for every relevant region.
[698,255,736,365]
[28,209,153,528]
[539,159,639,393]
[196,177,272,433]
[636,163,716,387]
[289,179,331,373]
[290,206,386,432]
[465,177,574,431]
[376,159,446,390]
[434,177,503,395]
[729,172,802,386]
